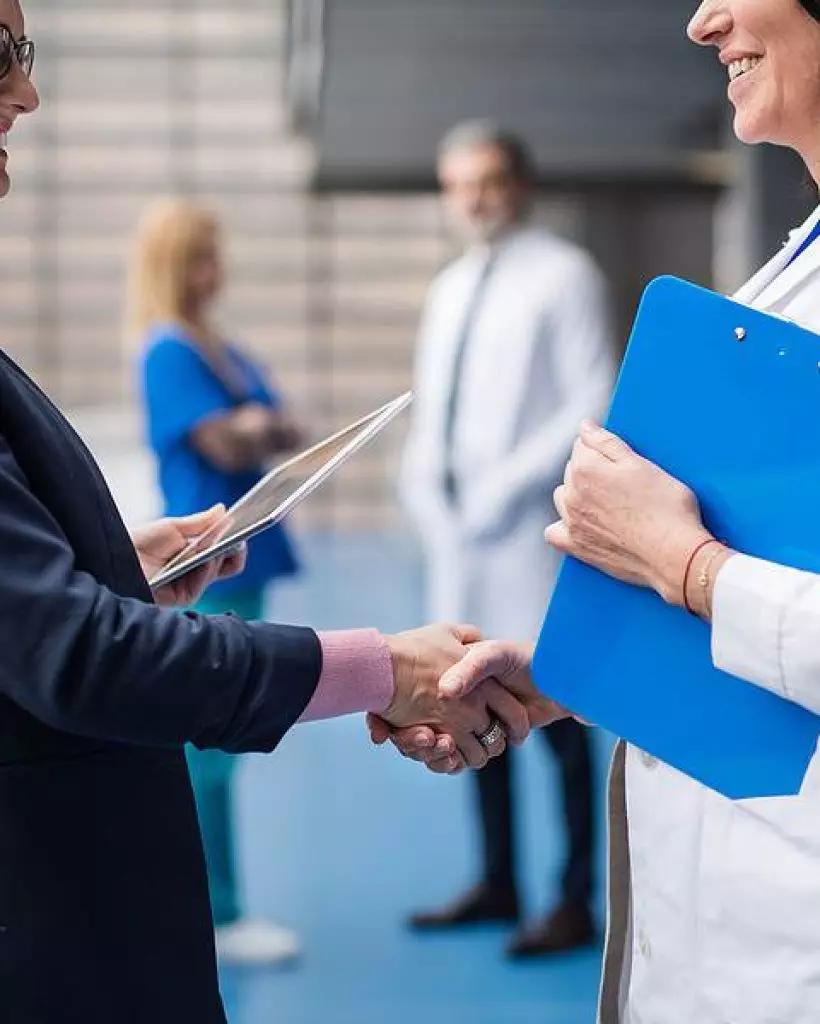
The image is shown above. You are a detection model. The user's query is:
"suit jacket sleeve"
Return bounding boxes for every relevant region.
[0,434,322,753]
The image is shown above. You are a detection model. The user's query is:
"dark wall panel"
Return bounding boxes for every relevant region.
[313,0,726,188]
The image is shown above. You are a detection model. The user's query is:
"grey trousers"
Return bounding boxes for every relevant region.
[598,742,632,1024]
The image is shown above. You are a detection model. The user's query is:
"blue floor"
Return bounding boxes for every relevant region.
[219,533,612,1024]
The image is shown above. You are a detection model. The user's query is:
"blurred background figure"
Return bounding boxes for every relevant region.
[128,197,304,966]
[400,122,615,958]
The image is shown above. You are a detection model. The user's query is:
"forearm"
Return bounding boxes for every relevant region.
[192,407,299,472]
[3,574,322,752]
[0,436,322,751]
[222,411,296,462]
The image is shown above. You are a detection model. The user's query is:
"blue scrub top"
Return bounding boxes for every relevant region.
[141,326,299,597]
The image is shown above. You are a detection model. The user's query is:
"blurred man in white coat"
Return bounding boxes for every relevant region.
[400,121,615,957]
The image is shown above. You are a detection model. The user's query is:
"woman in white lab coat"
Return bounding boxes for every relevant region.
[376,1,820,1021]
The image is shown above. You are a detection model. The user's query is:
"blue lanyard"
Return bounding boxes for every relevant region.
[786,219,820,268]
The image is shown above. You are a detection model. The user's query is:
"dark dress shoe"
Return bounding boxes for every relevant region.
[506,903,596,958]
[408,883,520,931]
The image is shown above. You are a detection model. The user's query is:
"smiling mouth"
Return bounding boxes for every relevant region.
[728,57,763,82]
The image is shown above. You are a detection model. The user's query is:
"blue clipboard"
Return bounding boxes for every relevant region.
[533,276,820,800]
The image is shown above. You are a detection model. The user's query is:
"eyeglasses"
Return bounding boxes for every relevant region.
[0,25,34,81]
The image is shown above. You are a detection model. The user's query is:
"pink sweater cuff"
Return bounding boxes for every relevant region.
[297,629,395,723]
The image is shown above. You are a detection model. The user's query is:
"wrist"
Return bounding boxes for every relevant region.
[650,526,714,606]
[383,635,404,720]
[684,543,734,621]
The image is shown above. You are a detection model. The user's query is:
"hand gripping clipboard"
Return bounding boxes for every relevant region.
[149,391,413,590]
[533,276,820,800]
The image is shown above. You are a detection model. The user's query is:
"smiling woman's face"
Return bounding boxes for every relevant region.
[688,0,820,155]
[0,0,38,198]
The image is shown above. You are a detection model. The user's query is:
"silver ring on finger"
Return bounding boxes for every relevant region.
[476,718,505,752]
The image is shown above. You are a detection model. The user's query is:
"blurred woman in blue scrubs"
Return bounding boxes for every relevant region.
[129,198,303,966]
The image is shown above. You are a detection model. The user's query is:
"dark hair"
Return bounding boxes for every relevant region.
[799,0,820,20]
[437,120,536,184]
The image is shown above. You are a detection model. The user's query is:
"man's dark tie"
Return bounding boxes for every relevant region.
[442,254,496,505]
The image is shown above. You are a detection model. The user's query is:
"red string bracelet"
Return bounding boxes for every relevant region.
[682,538,722,614]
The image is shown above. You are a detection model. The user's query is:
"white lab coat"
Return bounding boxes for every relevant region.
[400,225,614,639]
[600,205,820,1024]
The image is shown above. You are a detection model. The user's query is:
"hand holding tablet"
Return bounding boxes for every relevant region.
[149,391,413,591]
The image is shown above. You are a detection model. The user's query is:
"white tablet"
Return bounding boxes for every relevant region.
[149,391,413,590]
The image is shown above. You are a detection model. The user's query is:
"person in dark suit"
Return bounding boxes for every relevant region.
[0,6,557,1021]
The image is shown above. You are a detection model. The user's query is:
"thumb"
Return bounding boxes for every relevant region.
[177,504,226,536]
[452,622,482,646]
[439,641,511,700]
[579,420,631,463]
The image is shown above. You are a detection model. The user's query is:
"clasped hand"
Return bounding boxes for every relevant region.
[374,631,567,774]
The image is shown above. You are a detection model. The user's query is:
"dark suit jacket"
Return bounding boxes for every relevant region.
[0,351,323,1023]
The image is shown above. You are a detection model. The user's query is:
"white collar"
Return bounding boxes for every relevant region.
[734,204,820,306]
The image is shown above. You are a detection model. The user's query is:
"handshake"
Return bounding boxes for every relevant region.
[133,513,568,768]
[370,624,569,774]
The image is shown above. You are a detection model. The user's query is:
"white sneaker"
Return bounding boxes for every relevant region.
[215,919,301,966]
